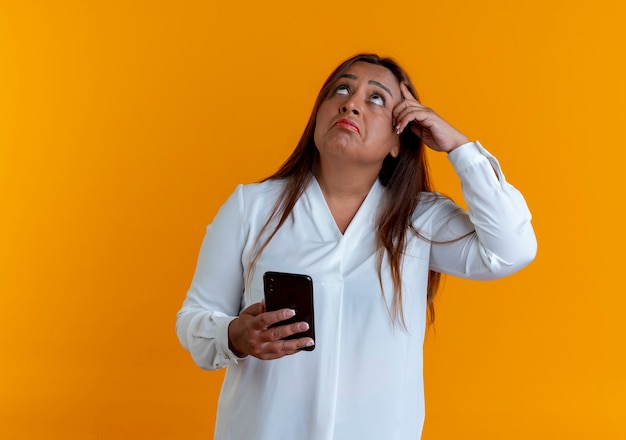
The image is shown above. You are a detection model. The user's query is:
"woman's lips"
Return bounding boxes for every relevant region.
[334,119,360,134]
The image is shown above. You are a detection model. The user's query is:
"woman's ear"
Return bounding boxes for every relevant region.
[390,145,400,158]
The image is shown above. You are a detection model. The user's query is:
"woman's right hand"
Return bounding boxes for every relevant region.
[228,301,314,360]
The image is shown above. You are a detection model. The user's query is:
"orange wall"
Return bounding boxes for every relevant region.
[2,0,625,438]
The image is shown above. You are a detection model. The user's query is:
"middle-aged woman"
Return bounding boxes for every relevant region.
[176,53,537,439]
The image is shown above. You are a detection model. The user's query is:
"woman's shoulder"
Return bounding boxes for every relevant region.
[212,180,286,225]
[237,179,286,200]
[225,179,287,216]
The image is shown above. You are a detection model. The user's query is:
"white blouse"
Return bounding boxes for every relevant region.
[176,141,537,439]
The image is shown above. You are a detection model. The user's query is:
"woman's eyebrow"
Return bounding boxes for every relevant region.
[339,74,393,98]
[369,80,393,98]
[340,73,358,81]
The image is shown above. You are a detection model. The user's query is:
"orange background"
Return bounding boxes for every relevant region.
[2,0,625,438]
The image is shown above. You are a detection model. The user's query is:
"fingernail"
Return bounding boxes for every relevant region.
[305,339,315,347]
[285,309,295,318]
[299,322,309,331]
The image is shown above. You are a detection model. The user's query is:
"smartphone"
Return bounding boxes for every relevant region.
[263,271,315,351]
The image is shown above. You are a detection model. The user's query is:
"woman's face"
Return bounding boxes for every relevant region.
[314,61,402,170]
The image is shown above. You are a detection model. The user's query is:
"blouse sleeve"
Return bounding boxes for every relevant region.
[175,185,248,370]
[428,141,537,280]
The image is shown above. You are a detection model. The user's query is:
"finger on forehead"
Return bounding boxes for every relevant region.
[400,82,408,96]
[400,82,417,100]
[392,99,413,118]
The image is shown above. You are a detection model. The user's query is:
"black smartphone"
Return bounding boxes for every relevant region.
[263,271,315,351]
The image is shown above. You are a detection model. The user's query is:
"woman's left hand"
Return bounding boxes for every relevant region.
[393,82,470,153]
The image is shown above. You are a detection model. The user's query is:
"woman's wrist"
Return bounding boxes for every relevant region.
[445,136,471,154]
[227,318,247,358]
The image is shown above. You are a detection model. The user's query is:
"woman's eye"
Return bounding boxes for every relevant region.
[370,94,386,107]
[335,85,349,95]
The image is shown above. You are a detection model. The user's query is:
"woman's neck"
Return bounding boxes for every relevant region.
[315,161,379,200]
[315,163,380,233]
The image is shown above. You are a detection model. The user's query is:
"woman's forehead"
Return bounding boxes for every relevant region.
[342,61,401,97]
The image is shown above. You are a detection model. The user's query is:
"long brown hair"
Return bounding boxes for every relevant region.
[248,53,442,326]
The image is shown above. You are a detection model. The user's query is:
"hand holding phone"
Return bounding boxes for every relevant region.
[227,301,313,360]
[263,271,315,351]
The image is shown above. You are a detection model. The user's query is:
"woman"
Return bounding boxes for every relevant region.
[176,53,536,439]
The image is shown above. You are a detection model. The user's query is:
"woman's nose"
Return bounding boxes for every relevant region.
[340,106,359,115]
[340,96,360,115]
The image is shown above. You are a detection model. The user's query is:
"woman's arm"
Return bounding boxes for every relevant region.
[393,85,535,278]
[175,187,247,370]
[176,185,316,369]
[428,141,537,279]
